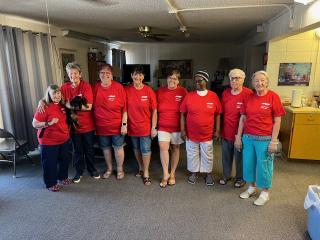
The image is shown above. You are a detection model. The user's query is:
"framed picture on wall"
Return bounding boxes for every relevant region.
[158,59,193,79]
[59,48,77,82]
[278,63,312,86]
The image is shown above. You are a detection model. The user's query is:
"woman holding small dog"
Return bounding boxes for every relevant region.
[33,85,71,192]
[61,62,100,183]
[92,64,127,180]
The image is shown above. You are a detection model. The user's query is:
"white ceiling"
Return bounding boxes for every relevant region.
[0,0,295,42]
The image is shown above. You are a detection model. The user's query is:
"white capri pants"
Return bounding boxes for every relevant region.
[186,139,213,173]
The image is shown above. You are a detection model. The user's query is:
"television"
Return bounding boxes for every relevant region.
[122,64,151,83]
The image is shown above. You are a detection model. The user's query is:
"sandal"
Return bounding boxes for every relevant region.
[219,177,231,185]
[48,184,61,192]
[168,177,176,186]
[143,177,152,186]
[234,180,246,188]
[117,171,125,180]
[135,170,143,177]
[101,170,112,179]
[159,178,168,188]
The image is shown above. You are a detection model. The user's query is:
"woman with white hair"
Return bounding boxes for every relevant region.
[234,71,285,206]
[180,70,222,186]
[220,68,252,187]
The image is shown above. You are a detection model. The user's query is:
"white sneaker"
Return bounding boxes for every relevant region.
[254,191,270,206]
[239,186,257,199]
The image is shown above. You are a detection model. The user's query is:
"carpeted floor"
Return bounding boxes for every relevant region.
[0,143,318,240]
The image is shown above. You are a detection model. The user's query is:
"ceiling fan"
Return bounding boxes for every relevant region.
[138,26,168,41]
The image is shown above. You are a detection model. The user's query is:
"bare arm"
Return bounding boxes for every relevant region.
[32,118,59,129]
[120,111,128,135]
[180,112,187,140]
[150,109,158,138]
[268,116,281,153]
[214,114,221,141]
[234,114,246,150]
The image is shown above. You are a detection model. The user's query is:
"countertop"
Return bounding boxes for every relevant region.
[285,106,320,113]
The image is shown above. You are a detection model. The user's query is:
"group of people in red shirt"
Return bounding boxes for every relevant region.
[33,62,285,206]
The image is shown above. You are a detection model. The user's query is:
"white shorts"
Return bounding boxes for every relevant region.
[186,139,214,173]
[158,131,184,145]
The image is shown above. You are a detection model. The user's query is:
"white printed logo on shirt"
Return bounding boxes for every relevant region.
[108,95,116,102]
[141,96,148,101]
[260,102,270,109]
[206,102,214,109]
[175,95,182,102]
[236,102,243,109]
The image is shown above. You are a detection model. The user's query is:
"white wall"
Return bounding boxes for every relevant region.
[122,42,243,89]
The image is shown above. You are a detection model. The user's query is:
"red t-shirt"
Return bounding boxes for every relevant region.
[157,86,188,132]
[34,103,70,145]
[221,87,253,141]
[125,84,157,136]
[92,81,127,135]
[60,80,95,134]
[180,91,222,142]
[241,90,286,136]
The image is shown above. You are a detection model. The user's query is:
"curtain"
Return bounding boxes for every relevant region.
[0,25,54,150]
[112,48,126,82]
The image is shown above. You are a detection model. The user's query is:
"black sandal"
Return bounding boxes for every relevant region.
[219,177,231,185]
[143,177,152,186]
[234,180,246,188]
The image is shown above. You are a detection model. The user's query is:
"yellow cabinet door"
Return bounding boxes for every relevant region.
[290,124,320,160]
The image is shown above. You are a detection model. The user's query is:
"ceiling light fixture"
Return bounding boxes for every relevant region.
[294,0,315,5]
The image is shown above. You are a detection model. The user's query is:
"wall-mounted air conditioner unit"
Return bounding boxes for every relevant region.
[61,30,110,44]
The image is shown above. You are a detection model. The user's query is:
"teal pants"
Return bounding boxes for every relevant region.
[242,134,274,189]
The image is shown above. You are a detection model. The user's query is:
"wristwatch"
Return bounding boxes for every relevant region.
[122,123,127,126]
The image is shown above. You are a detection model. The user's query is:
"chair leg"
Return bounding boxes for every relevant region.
[13,151,16,178]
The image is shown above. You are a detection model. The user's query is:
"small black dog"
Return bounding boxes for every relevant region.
[67,96,88,130]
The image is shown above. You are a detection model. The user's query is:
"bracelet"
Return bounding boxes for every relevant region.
[270,141,279,145]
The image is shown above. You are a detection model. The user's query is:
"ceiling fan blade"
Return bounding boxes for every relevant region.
[151,33,169,37]
[147,35,165,41]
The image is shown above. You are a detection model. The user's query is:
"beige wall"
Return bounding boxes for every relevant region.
[266,29,320,100]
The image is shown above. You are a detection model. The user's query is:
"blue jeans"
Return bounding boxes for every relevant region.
[221,138,243,181]
[242,134,274,189]
[130,136,152,156]
[99,135,125,150]
[40,139,71,188]
[71,131,98,175]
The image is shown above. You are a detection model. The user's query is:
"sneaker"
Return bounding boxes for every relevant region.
[47,184,61,192]
[73,174,82,183]
[254,191,270,206]
[239,186,257,199]
[58,179,72,186]
[205,174,214,186]
[188,173,197,184]
[91,172,101,179]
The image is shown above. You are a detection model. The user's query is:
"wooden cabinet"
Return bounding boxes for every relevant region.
[281,107,320,160]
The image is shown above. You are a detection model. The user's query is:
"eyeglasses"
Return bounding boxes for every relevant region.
[195,79,205,83]
[230,76,243,80]
[100,71,112,75]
